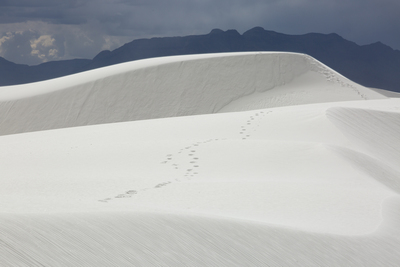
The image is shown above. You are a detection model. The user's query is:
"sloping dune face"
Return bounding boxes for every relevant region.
[326,107,400,171]
[0,52,384,135]
[1,53,399,266]
[1,98,400,266]
[1,209,400,267]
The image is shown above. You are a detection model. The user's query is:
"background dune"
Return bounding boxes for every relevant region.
[0,52,384,136]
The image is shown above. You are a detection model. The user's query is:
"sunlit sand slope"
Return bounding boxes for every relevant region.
[1,207,400,266]
[0,52,398,265]
[0,52,384,135]
[0,96,399,265]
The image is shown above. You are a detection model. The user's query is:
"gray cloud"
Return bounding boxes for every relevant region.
[0,29,67,65]
[0,0,399,65]
[0,0,86,24]
[0,31,39,64]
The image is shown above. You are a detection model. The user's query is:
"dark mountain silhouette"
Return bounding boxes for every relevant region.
[1,27,399,92]
[0,57,90,86]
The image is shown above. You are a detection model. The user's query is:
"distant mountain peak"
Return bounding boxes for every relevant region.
[0,56,20,66]
[93,50,112,61]
[225,29,241,36]
[209,29,240,36]
[244,26,266,34]
[368,41,392,50]
[242,27,280,38]
[209,29,224,35]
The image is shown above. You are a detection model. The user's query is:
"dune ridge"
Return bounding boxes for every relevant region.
[0,52,384,136]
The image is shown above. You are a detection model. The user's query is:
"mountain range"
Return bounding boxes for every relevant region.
[1,26,399,92]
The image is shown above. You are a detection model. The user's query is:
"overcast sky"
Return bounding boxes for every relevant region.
[0,0,399,65]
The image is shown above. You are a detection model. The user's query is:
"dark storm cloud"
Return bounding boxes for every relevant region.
[0,0,86,24]
[0,0,399,65]
[98,0,400,49]
[264,0,400,50]
[0,0,84,9]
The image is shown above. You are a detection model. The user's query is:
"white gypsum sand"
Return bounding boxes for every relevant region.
[0,52,384,136]
[0,52,399,266]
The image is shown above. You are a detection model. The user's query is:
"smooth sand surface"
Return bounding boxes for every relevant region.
[0,52,399,266]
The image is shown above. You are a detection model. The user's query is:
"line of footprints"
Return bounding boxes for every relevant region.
[98,139,216,202]
[239,110,271,140]
[99,109,272,203]
[312,59,368,100]
[164,137,238,180]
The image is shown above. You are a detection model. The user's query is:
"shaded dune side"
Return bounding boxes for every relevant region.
[326,107,400,172]
[327,145,400,194]
[378,196,400,236]
[0,52,381,136]
[1,212,400,267]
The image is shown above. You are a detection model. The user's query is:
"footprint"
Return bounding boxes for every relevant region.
[98,198,112,203]
[115,194,131,198]
[155,181,171,188]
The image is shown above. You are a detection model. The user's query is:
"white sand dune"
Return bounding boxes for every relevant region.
[0,52,384,136]
[327,107,400,171]
[0,52,399,266]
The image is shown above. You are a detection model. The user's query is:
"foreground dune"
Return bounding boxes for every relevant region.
[0,52,399,266]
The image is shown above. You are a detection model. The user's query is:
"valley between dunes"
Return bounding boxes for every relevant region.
[0,52,399,266]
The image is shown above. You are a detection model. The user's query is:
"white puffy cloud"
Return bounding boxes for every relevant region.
[30,35,57,61]
[48,48,58,56]
[0,30,60,64]
[0,32,13,55]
